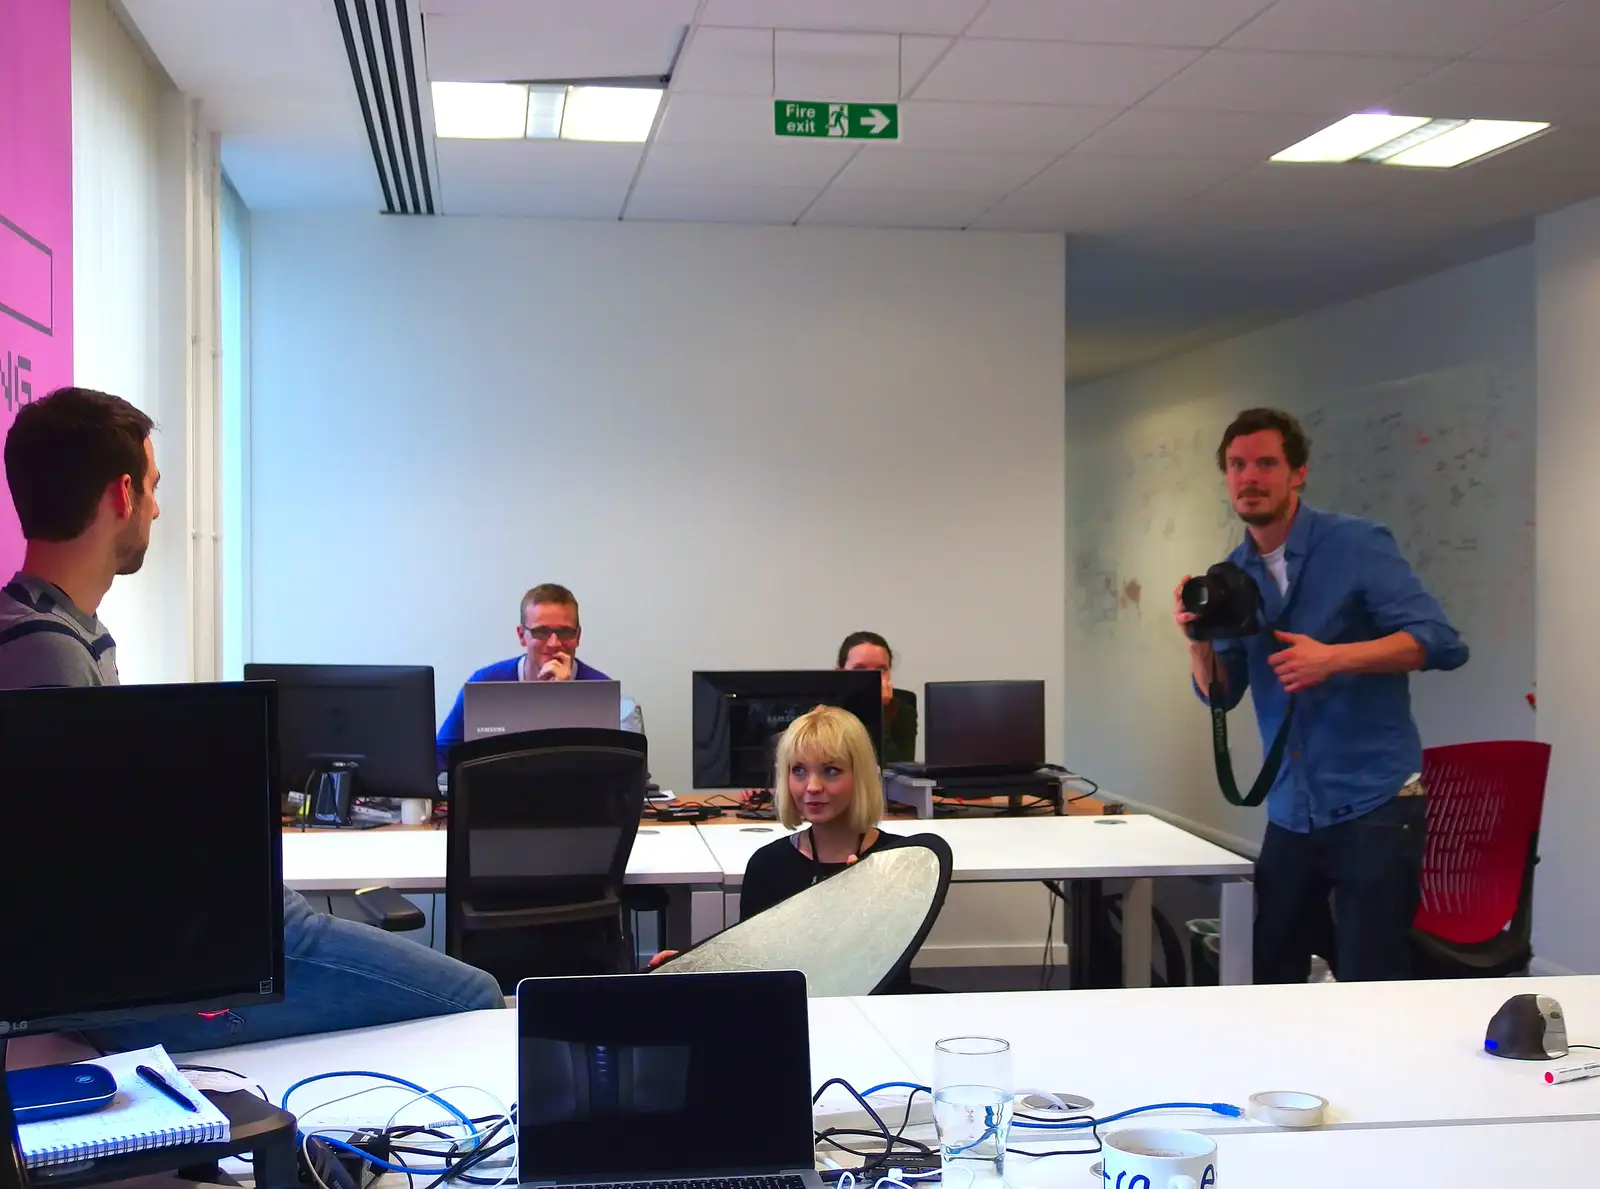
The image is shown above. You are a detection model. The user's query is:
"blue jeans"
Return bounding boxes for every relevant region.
[1254,794,1427,983]
[89,888,504,1053]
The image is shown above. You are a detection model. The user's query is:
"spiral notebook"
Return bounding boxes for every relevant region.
[16,1045,230,1168]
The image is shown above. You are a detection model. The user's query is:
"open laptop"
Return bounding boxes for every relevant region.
[517,969,821,1189]
[464,679,622,740]
[890,679,1046,779]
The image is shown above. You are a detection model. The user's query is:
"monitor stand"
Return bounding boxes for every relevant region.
[1,1039,299,1189]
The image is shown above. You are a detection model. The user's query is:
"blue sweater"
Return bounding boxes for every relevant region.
[436,655,612,770]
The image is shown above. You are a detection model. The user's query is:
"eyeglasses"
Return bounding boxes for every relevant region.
[521,625,579,643]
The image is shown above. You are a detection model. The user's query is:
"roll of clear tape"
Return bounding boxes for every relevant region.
[1247,1090,1327,1128]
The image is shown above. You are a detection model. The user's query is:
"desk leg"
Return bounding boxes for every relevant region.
[1067,880,1096,990]
[689,887,722,944]
[1218,877,1255,985]
[1121,878,1153,988]
[724,890,741,930]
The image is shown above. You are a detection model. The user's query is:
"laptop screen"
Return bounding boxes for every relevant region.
[924,680,1046,769]
[518,970,814,1182]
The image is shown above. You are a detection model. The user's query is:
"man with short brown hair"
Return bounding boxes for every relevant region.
[436,582,637,768]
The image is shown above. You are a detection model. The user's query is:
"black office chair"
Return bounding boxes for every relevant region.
[445,727,648,992]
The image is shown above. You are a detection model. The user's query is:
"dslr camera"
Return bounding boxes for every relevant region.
[1181,562,1263,641]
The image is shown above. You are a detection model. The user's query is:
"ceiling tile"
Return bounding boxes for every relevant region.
[970,0,1277,47]
[1072,108,1335,159]
[913,39,1202,105]
[1140,48,1447,114]
[121,0,348,92]
[435,139,645,185]
[1189,161,1426,211]
[423,10,685,80]
[673,26,774,95]
[1382,59,1600,124]
[1473,2,1600,66]
[800,187,997,227]
[1025,152,1251,201]
[829,149,1056,191]
[1464,122,1600,176]
[653,94,779,144]
[623,183,818,222]
[638,141,857,186]
[436,181,629,218]
[1224,0,1559,57]
[900,35,953,96]
[774,31,899,100]
[971,187,1179,232]
[698,0,986,36]
[895,100,1121,153]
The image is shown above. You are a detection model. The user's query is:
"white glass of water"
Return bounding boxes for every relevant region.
[932,1036,1013,1189]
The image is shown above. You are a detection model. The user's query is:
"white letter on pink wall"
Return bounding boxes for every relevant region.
[0,0,73,573]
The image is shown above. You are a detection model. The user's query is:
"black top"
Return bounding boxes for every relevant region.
[740,828,912,920]
[882,689,918,766]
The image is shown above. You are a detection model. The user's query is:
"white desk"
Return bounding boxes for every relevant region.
[177,999,917,1127]
[695,816,1255,986]
[280,827,725,943]
[1004,1119,1600,1189]
[851,976,1600,1135]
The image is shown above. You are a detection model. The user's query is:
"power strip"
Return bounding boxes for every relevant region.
[815,1092,936,1137]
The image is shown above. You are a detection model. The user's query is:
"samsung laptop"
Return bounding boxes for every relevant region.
[516,969,822,1189]
[464,679,622,740]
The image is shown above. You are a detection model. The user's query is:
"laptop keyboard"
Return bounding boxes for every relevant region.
[565,1178,808,1189]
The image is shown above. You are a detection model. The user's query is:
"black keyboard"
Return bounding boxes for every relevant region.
[565,1177,808,1189]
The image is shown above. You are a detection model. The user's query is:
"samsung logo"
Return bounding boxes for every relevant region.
[474,726,507,735]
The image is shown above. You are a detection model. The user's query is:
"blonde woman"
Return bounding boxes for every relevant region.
[739,704,909,920]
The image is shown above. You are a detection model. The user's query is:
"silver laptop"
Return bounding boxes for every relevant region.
[516,970,822,1189]
[463,679,622,739]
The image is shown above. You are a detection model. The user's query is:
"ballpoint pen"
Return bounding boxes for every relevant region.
[136,1065,199,1113]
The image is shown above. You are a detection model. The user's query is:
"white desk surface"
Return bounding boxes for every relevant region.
[177,999,914,1128]
[280,825,722,892]
[694,815,1252,886]
[1004,1119,1598,1189]
[851,976,1600,1135]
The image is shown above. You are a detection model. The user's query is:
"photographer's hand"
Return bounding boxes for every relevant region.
[1175,577,1222,697]
[1270,631,1340,693]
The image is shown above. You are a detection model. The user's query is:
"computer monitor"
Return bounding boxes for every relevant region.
[0,682,285,1036]
[924,679,1046,775]
[691,670,882,790]
[244,664,436,801]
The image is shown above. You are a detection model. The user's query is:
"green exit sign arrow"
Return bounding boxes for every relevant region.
[774,101,899,140]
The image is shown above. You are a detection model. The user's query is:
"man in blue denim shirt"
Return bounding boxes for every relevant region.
[1175,408,1468,984]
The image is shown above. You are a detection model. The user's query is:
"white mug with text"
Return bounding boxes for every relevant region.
[1102,1128,1217,1189]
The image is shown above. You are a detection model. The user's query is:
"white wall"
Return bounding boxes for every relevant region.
[1533,196,1600,975]
[247,215,1067,966]
[71,0,221,683]
[1064,248,1537,855]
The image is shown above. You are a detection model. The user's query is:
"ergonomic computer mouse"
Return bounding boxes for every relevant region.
[1485,993,1569,1060]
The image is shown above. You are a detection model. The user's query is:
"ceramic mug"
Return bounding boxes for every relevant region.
[1102,1127,1217,1189]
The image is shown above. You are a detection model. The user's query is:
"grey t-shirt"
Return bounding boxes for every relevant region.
[0,572,120,688]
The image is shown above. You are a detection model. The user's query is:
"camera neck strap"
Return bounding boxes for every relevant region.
[1210,558,1304,809]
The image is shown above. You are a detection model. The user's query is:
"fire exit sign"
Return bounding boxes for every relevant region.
[774,101,899,140]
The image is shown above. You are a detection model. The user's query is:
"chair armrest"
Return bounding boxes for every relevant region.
[329,886,426,932]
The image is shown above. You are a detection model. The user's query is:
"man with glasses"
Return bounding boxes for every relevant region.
[435,583,639,768]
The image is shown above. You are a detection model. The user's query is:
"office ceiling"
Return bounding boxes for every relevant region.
[118,0,1600,383]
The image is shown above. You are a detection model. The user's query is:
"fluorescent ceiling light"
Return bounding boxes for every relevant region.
[1380,119,1550,168]
[1270,114,1433,163]
[558,86,663,143]
[432,81,663,143]
[431,82,528,139]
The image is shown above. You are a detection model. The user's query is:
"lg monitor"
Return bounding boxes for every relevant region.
[0,681,285,1037]
[244,663,436,804]
[691,670,882,790]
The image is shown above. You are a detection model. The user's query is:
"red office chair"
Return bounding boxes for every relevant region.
[1411,740,1551,978]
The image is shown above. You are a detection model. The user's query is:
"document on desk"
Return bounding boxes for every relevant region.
[16,1045,230,1168]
